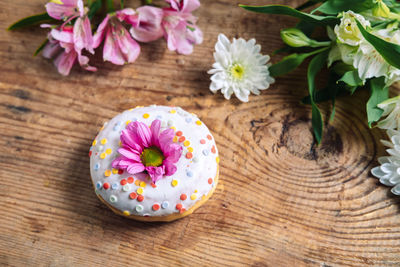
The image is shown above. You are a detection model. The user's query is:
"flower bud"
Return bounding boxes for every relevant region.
[372,0,391,18]
[280,28,311,47]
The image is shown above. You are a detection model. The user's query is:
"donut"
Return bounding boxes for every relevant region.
[89,105,219,222]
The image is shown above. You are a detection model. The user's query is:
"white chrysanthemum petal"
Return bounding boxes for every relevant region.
[372,129,400,196]
[208,33,274,102]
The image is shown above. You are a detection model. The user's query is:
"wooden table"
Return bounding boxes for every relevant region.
[1,0,400,266]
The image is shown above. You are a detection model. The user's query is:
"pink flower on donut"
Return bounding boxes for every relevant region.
[112,119,182,183]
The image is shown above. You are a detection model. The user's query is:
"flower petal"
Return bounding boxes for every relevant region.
[126,162,146,174]
[73,16,94,54]
[150,119,161,146]
[53,49,77,76]
[128,121,152,148]
[129,6,164,42]
[93,15,109,48]
[146,166,165,183]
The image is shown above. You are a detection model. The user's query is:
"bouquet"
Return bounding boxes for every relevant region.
[239,0,400,144]
[8,0,203,76]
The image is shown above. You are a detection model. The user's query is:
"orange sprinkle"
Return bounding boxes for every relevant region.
[180,194,187,201]
[151,182,157,188]
[186,152,193,159]
[200,139,206,144]
[176,131,183,136]
[180,208,186,214]
[211,146,216,154]
[137,195,144,202]
[88,151,92,157]
[118,169,124,175]
[178,136,185,142]
[127,177,134,184]
[120,179,127,185]
[207,134,212,140]
[176,203,182,210]
[135,180,140,186]
[152,204,160,211]
[208,178,213,184]
[129,192,137,199]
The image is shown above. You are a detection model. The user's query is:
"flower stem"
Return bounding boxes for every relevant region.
[309,40,332,48]
[143,0,153,5]
[106,0,114,12]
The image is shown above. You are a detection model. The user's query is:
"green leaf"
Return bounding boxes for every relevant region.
[313,0,374,15]
[106,0,115,12]
[295,0,325,11]
[34,38,49,57]
[120,0,125,9]
[338,70,363,87]
[88,0,102,19]
[239,4,339,26]
[269,47,329,77]
[367,77,389,127]
[8,13,53,31]
[356,20,400,69]
[307,50,329,144]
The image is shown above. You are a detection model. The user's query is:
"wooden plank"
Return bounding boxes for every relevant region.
[1,0,400,266]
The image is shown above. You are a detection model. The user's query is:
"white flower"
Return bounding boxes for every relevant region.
[334,11,370,46]
[352,26,400,85]
[353,41,390,81]
[377,96,400,130]
[371,129,400,195]
[208,33,274,102]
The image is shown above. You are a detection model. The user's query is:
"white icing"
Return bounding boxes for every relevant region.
[90,105,219,217]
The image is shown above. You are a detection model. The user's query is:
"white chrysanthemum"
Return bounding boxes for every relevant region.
[377,96,400,130]
[371,129,400,195]
[208,34,275,102]
[334,11,370,46]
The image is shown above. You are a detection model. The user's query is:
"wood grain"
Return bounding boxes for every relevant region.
[1,0,400,266]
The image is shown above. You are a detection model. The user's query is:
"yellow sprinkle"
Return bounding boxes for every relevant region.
[171,180,178,187]
[112,168,118,174]
[188,147,194,152]
[194,189,198,193]
[173,136,178,143]
[195,120,202,125]
[216,156,220,163]
[202,195,206,200]
[92,140,97,146]
[137,187,144,195]
[190,194,197,200]
[100,153,106,159]
[143,113,150,119]
[183,140,190,147]
[123,210,130,216]
[126,120,131,125]
[129,108,134,111]
[104,170,111,177]
[140,181,146,188]
[136,106,143,108]
[135,180,140,186]
[170,126,176,130]
[106,148,112,154]
[101,138,107,145]
[170,109,176,114]
[119,141,122,147]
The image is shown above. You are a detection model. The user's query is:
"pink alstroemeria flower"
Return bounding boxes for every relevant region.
[93,9,141,65]
[45,0,94,55]
[112,119,182,183]
[162,0,203,55]
[42,25,96,76]
[129,6,164,42]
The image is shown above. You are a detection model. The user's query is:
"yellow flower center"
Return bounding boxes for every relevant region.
[140,146,164,167]
[230,64,245,80]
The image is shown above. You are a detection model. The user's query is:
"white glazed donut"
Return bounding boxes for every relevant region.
[89,105,219,221]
